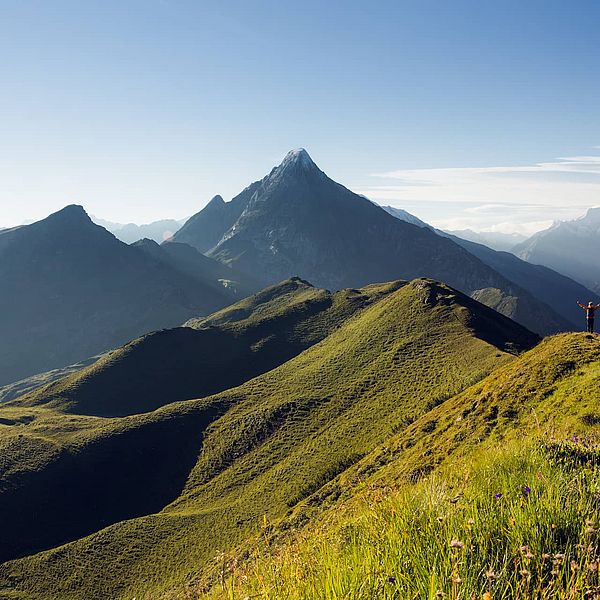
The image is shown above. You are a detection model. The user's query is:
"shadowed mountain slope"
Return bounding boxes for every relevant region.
[133,238,260,300]
[171,149,569,336]
[0,206,240,387]
[0,278,538,599]
[173,194,246,254]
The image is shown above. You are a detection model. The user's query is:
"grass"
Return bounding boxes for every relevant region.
[193,332,599,599]
[0,278,567,600]
[209,438,600,599]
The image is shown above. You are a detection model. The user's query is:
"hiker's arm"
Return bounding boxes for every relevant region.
[577,302,586,309]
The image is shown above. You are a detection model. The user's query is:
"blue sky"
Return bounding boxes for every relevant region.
[1,0,599,233]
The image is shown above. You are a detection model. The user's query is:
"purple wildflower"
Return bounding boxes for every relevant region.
[494,492,503,499]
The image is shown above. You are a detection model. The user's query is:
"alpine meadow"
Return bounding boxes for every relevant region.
[1,2,599,600]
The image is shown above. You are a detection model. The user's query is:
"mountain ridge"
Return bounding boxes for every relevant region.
[172,149,571,336]
[0,206,246,386]
[0,277,539,598]
[514,207,600,293]
[381,203,600,328]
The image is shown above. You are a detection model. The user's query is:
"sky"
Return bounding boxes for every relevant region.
[0,0,599,235]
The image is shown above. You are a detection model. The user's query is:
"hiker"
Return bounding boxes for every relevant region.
[577,301,600,333]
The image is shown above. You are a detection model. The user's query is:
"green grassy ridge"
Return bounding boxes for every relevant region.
[0,397,233,563]
[211,441,600,600]
[201,333,600,599]
[0,279,537,600]
[10,277,385,417]
[360,332,600,486]
[271,333,599,529]
[0,277,402,565]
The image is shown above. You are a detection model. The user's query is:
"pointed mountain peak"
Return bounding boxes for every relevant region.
[42,205,94,228]
[205,195,225,209]
[281,148,314,166]
[132,237,161,249]
[272,148,321,179]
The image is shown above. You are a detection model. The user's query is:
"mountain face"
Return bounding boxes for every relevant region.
[379,204,600,330]
[173,194,247,253]
[132,238,259,300]
[0,278,540,597]
[445,228,526,251]
[0,206,244,386]
[514,208,600,294]
[91,217,184,244]
[172,149,569,336]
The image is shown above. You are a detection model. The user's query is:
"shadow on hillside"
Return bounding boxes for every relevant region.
[0,402,226,563]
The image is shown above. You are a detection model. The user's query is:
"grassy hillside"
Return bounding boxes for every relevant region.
[207,333,600,599]
[9,278,390,417]
[0,279,537,600]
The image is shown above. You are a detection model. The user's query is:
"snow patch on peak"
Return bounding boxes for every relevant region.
[279,148,316,170]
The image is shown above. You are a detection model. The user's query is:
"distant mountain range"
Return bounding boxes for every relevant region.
[514,207,600,294]
[380,206,600,332]
[445,228,527,251]
[171,148,582,335]
[91,217,184,244]
[1,148,596,389]
[0,207,255,386]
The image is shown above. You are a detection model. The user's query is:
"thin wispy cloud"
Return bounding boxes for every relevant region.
[357,151,600,235]
[373,155,600,180]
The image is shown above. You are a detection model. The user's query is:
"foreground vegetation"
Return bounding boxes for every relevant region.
[208,438,600,599]
[0,280,597,600]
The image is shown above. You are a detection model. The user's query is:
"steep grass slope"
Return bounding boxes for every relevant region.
[0,279,537,600]
[213,333,599,599]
